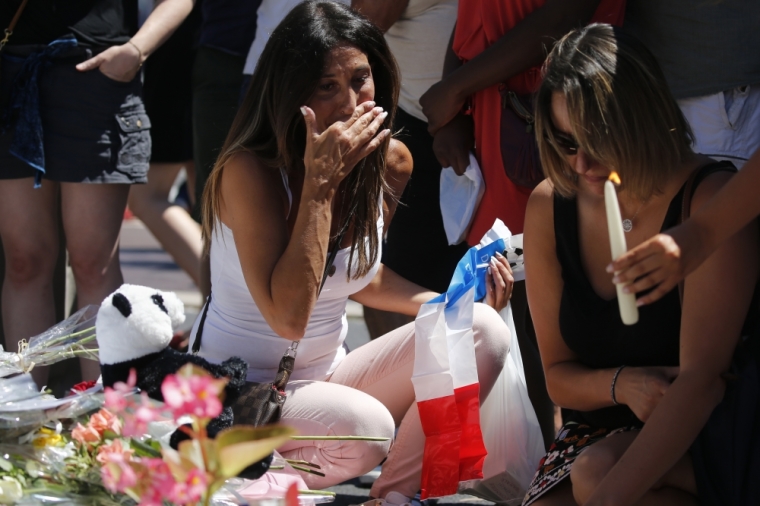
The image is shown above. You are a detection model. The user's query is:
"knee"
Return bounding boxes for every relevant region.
[570,446,617,505]
[2,242,57,287]
[472,303,509,379]
[321,396,395,475]
[68,249,115,290]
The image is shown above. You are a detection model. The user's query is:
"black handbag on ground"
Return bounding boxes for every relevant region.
[499,88,543,189]
[192,219,350,427]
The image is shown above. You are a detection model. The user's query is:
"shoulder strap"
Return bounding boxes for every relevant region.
[677,161,738,303]
[1,0,30,52]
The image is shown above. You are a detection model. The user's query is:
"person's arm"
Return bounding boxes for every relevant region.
[611,148,760,305]
[525,182,679,418]
[76,0,195,82]
[420,0,601,134]
[351,0,409,33]
[352,139,513,314]
[585,172,760,506]
[223,102,389,340]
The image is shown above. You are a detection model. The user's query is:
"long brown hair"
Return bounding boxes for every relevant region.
[535,24,693,199]
[202,1,400,279]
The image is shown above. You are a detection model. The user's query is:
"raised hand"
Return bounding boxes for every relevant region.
[76,42,143,82]
[485,252,514,313]
[615,366,679,422]
[301,102,390,194]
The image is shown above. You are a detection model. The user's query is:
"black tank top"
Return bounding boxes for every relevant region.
[553,161,736,428]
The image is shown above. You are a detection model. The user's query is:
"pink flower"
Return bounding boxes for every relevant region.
[104,369,138,413]
[90,409,122,436]
[121,393,161,438]
[138,458,178,506]
[167,468,208,505]
[71,422,101,446]
[161,372,226,419]
[96,439,134,465]
[101,454,139,494]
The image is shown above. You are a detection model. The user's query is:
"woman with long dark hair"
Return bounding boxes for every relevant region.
[523,24,758,505]
[190,2,512,499]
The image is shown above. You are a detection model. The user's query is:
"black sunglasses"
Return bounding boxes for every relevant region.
[545,128,579,156]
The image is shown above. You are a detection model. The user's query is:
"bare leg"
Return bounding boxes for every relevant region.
[127,162,202,286]
[571,431,698,506]
[61,183,130,381]
[531,479,577,506]
[0,179,60,386]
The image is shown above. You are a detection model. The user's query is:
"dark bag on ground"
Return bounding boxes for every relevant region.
[499,88,543,189]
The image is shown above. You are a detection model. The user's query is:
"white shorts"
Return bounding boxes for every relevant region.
[678,85,760,169]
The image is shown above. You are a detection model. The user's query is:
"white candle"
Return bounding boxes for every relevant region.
[604,172,638,325]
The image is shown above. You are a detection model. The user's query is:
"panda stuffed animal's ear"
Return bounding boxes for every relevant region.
[155,290,185,329]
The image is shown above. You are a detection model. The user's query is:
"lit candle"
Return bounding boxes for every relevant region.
[605,172,638,325]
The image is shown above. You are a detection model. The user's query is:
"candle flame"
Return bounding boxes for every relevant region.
[608,172,621,185]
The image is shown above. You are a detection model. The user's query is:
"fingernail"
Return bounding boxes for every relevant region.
[622,286,631,294]
[300,106,307,116]
[380,111,389,120]
[612,275,621,283]
[373,107,383,114]
[636,299,645,307]
[367,101,376,108]
[382,129,391,137]
[606,264,614,273]
[495,251,504,259]
[490,258,498,267]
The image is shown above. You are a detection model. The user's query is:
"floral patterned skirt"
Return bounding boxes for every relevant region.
[521,422,639,505]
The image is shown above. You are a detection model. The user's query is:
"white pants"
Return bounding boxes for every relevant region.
[678,85,760,169]
[275,304,510,499]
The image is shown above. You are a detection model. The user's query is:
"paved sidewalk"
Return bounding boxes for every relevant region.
[119,218,492,506]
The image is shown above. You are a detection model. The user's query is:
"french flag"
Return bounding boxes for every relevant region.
[412,224,509,499]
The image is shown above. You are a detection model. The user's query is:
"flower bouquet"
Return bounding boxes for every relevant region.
[0,306,99,378]
[0,363,299,505]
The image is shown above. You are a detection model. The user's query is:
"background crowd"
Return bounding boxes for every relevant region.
[0,1,759,505]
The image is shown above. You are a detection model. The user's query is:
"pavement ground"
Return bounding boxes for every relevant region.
[120,218,492,506]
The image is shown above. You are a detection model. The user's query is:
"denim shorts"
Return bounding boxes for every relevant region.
[0,45,151,184]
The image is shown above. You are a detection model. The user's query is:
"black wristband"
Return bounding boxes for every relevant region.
[611,365,626,405]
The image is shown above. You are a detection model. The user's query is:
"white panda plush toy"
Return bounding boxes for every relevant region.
[96,284,248,440]
[97,284,185,373]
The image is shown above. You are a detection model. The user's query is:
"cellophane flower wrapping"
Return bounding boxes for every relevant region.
[0,305,99,378]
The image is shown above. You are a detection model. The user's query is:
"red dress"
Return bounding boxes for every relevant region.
[454,0,626,244]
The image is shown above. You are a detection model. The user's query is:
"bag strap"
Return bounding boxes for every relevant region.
[0,0,30,53]
[677,161,737,303]
[192,219,352,355]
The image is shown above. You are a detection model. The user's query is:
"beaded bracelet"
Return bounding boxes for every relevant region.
[610,365,627,405]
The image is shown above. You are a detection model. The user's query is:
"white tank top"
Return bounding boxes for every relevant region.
[189,169,383,383]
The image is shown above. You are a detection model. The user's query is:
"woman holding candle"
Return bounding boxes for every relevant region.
[522,24,759,506]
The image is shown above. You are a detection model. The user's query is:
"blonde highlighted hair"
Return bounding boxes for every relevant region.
[535,24,693,199]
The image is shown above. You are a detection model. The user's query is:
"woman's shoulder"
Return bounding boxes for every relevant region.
[384,138,413,199]
[688,158,736,214]
[218,150,290,224]
[386,138,413,178]
[526,179,556,217]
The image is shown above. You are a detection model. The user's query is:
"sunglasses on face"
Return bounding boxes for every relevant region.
[545,127,579,156]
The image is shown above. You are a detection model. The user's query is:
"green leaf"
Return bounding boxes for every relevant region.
[0,457,12,472]
[215,425,295,478]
